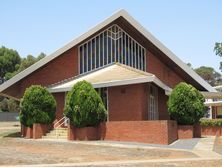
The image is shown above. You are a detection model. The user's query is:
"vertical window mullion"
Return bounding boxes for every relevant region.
[138,45,140,69]
[121,32,123,64]
[114,25,116,62]
[131,39,133,67]
[95,38,97,68]
[106,30,108,64]
[111,28,113,64]
[141,47,143,71]
[86,43,88,72]
[90,40,92,71]
[134,42,137,68]
[124,33,127,65]
[103,32,104,66]
[127,36,130,66]
[99,36,100,67]
[144,49,146,71]
[78,46,80,74]
[118,29,120,63]
[82,45,85,73]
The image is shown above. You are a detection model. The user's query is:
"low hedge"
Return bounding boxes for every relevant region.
[200,118,222,126]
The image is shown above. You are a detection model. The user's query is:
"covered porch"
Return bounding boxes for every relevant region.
[48,63,172,122]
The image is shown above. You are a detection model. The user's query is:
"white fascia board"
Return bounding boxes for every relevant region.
[204,101,222,106]
[0,10,126,93]
[48,75,172,93]
[120,10,216,92]
[48,76,154,93]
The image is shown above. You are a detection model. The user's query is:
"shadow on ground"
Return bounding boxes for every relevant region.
[3,131,21,138]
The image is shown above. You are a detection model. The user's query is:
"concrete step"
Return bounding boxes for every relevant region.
[42,135,67,139]
[42,128,68,140]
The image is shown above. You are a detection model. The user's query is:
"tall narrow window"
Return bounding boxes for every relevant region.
[95,87,108,110]
[148,84,158,120]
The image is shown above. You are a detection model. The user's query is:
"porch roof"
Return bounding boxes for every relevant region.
[47,63,172,93]
[201,91,222,99]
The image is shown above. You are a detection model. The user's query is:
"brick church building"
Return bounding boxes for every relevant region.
[0,10,216,140]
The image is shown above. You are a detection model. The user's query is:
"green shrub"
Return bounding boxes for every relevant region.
[64,80,107,128]
[167,82,205,125]
[200,118,222,126]
[20,85,56,127]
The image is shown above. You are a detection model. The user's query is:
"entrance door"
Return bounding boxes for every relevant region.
[149,84,158,120]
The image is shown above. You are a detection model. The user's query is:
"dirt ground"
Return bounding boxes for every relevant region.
[0,137,198,165]
[0,122,222,167]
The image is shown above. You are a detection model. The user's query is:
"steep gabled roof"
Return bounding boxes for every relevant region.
[0,9,216,93]
[48,63,171,93]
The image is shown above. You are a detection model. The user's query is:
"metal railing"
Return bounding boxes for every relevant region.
[53,116,69,138]
[54,116,69,129]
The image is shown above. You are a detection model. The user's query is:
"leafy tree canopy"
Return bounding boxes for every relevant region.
[214,42,222,71]
[20,85,56,127]
[195,66,222,86]
[0,46,20,80]
[0,46,46,113]
[4,52,46,80]
[167,82,205,125]
[64,81,107,128]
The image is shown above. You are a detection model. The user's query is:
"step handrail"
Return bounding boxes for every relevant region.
[54,116,69,129]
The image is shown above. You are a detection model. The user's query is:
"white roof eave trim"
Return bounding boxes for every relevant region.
[0,9,215,93]
[48,75,172,94]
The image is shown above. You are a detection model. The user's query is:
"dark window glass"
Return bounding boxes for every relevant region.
[80,46,83,74]
[83,44,87,72]
[88,42,91,71]
[96,37,99,68]
[100,34,103,66]
[108,37,112,64]
[104,32,107,65]
[92,39,95,70]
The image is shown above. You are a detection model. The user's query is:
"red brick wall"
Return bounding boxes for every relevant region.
[3,47,78,98]
[21,125,33,138]
[53,92,65,121]
[178,125,194,139]
[158,88,169,120]
[33,123,52,139]
[68,126,99,140]
[68,120,178,145]
[146,50,183,88]
[108,84,148,121]
[201,126,221,136]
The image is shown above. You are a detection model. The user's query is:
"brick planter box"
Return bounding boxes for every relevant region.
[33,123,52,139]
[68,125,99,140]
[201,126,221,136]
[21,126,33,138]
[178,125,193,139]
[68,120,177,144]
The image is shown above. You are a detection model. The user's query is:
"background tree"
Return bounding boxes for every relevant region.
[195,66,222,86]
[4,53,46,80]
[214,42,222,71]
[0,46,21,81]
[0,46,46,113]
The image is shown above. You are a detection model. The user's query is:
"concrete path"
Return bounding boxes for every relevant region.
[192,136,222,158]
[2,157,222,167]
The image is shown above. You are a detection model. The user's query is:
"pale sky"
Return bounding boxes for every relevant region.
[1,0,222,71]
